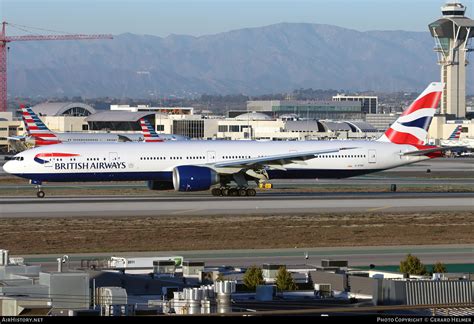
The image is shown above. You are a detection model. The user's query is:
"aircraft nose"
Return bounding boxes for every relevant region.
[3,160,14,174]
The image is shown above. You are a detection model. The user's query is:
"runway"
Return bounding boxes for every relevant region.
[1,192,473,218]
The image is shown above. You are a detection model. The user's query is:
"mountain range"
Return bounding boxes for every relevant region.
[8,22,473,98]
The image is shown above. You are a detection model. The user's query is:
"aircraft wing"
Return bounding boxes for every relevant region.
[6,136,26,141]
[213,147,358,169]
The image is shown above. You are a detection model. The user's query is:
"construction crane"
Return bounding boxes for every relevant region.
[0,21,113,112]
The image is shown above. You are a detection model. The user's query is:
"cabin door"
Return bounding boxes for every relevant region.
[368,149,377,164]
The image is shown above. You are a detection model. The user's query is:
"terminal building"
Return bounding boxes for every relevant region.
[0,112,23,152]
[2,102,473,153]
[85,111,159,132]
[29,102,96,133]
[332,94,378,114]
[242,100,363,120]
[110,104,193,115]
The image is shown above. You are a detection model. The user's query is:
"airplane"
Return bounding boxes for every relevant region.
[439,124,471,156]
[3,82,451,198]
[7,106,188,150]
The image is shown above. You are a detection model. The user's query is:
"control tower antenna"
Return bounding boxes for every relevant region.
[428,2,474,118]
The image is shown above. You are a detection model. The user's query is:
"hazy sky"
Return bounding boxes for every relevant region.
[1,0,468,37]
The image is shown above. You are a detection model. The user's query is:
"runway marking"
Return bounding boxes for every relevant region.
[366,206,392,212]
[170,208,204,215]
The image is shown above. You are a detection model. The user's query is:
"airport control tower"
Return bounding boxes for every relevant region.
[429,1,474,118]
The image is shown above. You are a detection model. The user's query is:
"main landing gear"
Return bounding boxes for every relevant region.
[211,187,257,197]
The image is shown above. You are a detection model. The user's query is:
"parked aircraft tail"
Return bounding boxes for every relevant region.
[139,118,164,142]
[448,124,462,140]
[20,105,61,145]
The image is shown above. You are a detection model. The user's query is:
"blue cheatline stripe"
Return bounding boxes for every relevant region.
[11,168,385,183]
[399,117,432,130]
[13,171,174,182]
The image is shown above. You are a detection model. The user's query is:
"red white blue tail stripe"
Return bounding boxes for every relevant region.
[378,82,443,146]
[21,106,60,142]
[448,125,462,140]
[140,118,163,142]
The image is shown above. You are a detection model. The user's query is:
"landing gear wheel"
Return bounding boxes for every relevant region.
[221,188,229,196]
[229,188,238,196]
[37,190,45,198]
[238,189,247,196]
[246,188,256,196]
[211,188,222,196]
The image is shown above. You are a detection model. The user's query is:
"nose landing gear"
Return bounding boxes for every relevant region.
[30,180,45,198]
[37,189,45,198]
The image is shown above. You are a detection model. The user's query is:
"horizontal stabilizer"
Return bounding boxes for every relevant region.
[6,136,26,141]
[401,146,464,156]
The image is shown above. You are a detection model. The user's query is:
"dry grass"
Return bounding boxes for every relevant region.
[0,211,472,255]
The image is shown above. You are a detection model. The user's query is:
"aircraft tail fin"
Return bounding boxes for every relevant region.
[21,105,59,141]
[377,82,443,146]
[448,125,462,140]
[139,118,163,142]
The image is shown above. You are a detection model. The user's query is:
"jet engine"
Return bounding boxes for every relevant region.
[172,166,220,192]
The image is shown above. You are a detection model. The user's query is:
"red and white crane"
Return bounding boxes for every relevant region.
[0,21,113,112]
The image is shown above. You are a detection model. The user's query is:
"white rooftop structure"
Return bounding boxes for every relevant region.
[110,105,193,115]
[31,102,96,116]
[234,112,273,121]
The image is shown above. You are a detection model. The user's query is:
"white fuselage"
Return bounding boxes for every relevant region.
[53,132,187,142]
[3,140,428,183]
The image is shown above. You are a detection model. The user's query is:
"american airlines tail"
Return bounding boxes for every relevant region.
[378,82,443,146]
[448,125,462,140]
[21,105,61,145]
[139,118,164,142]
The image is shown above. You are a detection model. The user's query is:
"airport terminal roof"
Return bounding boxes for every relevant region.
[344,121,378,133]
[234,112,273,121]
[31,102,96,117]
[85,111,161,122]
[284,120,323,132]
[321,121,353,132]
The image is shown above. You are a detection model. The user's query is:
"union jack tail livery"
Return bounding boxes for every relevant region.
[378,82,443,146]
[21,106,61,145]
[448,125,462,140]
[139,118,163,142]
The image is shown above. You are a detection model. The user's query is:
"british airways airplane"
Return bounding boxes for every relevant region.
[3,83,448,198]
[8,106,188,149]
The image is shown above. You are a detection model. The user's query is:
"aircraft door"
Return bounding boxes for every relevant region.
[368,149,376,164]
[207,151,216,163]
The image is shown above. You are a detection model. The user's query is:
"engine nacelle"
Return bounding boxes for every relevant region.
[147,180,174,190]
[172,166,220,192]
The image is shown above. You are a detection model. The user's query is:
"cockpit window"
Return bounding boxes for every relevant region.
[14,157,24,161]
